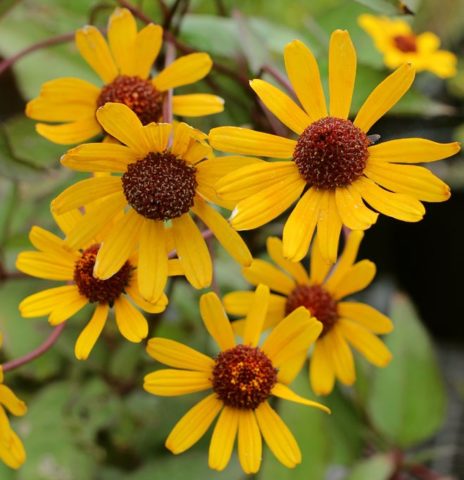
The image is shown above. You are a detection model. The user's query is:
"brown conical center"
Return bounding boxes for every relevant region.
[285,284,338,335]
[97,75,164,125]
[73,244,132,304]
[393,34,417,53]
[293,116,370,189]
[211,345,277,410]
[122,151,197,221]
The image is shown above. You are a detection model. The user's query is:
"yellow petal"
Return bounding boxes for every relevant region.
[94,209,143,280]
[192,198,251,266]
[338,319,392,367]
[309,235,333,284]
[0,386,27,416]
[135,23,163,79]
[255,401,301,468]
[209,127,296,158]
[329,30,357,119]
[52,209,83,236]
[276,350,307,385]
[52,176,122,214]
[332,260,376,300]
[309,336,335,396]
[282,187,322,262]
[138,220,168,303]
[144,369,212,396]
[170,122,196,158]
[16,252,74,281]
[271,383,330,413]
[353,176,425,222]
[146,338,214,372]
[143,122,172,153]
[338,302,393,334]
[364,162,450,202]
[108,8,137,75]
[368,138,460,164]
[28,77,100,105]
[26,97,95,122]
[74,303,109,360]
[172,214,212,289]
[324,327,355,385]
[61,142,137,172]
[335,186,378,230]
[27,225,71,254]
[75,25,118,83]
[172,94,224,117]
[284,39,327,122]
[209,406,239,471]
[96,102,150,156]
[36,117,101,145]
[19,286,80,318]
[267,236,309,284]
[165,393,222,454]
[126,283,168,314]
[199,292,235,351]
[354,63,415,132]
[48,293,88,326]
[114,295,148,342]
[153,53,212,91]
[0,422,26,469]
[238,410,262,474]
[316,190,342,264]
[243,259,295,295]
[243,284,270,347]
[250,79,311,134]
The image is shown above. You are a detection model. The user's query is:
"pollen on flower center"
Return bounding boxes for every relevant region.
[293,116,370,189]
[393,34,417,53]
[211,345,277,410]
[97,75,164,125]
[122,151,197,221]
[286,284,338,334]
[73,244,132,304]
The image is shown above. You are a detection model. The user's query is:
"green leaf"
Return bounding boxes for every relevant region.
[346,453,395,480]
[352,0,398,15]
[367,294,446,447]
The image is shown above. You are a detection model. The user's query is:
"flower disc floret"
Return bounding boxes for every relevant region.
[73,244,132,304]
[97,75,164,125]
[393,35,417,53]
[293,117,370,189]
[122,151,198,221]
[212,344,277,410]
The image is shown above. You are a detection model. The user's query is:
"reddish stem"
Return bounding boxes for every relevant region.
[2,323,66,373]
[162,41,176,124]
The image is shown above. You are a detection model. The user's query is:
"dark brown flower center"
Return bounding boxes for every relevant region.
[122,151,197,221]
[73,244,132,304]
[393,34,417,53]
[211,345,277,410]
[285,284,338,335]
[293,117,370,190]
[97,75,164,125]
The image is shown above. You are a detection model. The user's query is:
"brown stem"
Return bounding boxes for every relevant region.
[163,0,183,30]
[259,64,294,95]
[2,323,66,373]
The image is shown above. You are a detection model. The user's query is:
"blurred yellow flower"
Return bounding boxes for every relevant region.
[359,14,457,78]
[26,7,223,145]
[209,30,459,264]
[224,231,393,396]
[52,103,252,300]
[144,286,329,473]
[16,209,169,360]
[0,336,27,469]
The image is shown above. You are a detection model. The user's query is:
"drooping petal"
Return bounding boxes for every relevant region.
[324,327,355,386]
[271,383,330,413]
[309,336,335,396]
[316,190,342,264]
[338,302,393,334]
[36,117,101,145]
[267,236,309,284]
[172,94,224,117]
[284,39,327,122]
[209,406,239,471]
[354,63,415,132]
[74,303,109,360]
[144,369,212,396]
[237,410,262,474]
[199,292,235,351]
[146,338,214,372]
[114,295,148,342]
[165,393,222,454]
[243,260,295,295]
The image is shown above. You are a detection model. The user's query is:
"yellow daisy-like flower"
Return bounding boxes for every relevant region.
[26,7,223,145]
[359,14,457,78]
[52,102,252,302]
[224,231,393,396]
[0,335,27,469]
[16,208,170,360]
[209,30,460,263]
[144,286,329,474]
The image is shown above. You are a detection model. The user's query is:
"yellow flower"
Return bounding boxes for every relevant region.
[144,286,329,473]
[51,103,252,301]
[16,208,169,360]
[224,231,393,396]
[209,30,460,263]
[26,8,223,145]
[0,335,27,469]
[359,14,457,78]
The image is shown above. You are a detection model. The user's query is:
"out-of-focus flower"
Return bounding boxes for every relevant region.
[26,8,223,145]
[224,231,393,395]
[144,286,329,473]
[359,14,457,78]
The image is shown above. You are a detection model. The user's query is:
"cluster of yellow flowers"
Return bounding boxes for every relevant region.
[1,7,459,474]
